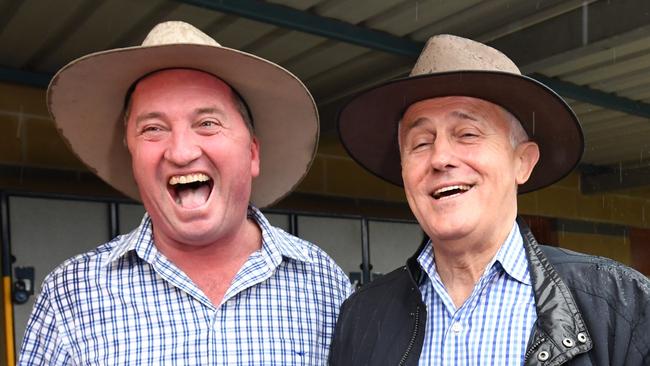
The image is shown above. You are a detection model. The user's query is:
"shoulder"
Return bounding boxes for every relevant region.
[541,244,650,318]
[342,266,415,309]
[40,236,129,293]
[267,225,353,293]
[268,225,338,267]
[541,245,649,290]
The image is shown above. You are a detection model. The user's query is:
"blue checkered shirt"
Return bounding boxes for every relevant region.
[19,206,352,365]
[417,222,537,365]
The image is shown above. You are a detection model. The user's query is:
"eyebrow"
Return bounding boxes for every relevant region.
[450,110,478,121]
[194,107,223,116]
[404,110,479,130]
[134,106,225,126]
[404,117,429,131]
[134,111,164,126]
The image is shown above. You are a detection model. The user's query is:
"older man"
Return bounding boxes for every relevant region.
[19,21,352,365]
[329,35,650,365]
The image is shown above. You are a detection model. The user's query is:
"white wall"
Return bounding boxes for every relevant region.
[368,220,423,274]
[7,195,422,350]
[9,196,110,347]
[297,215,362,276]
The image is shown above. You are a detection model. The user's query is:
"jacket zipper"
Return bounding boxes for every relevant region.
[523,336,546,362]
[398,305,420,366]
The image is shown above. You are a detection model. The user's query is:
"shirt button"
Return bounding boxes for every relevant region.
[451,322,463,333]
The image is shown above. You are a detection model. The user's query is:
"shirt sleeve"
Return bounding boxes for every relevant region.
[18,285,73,365]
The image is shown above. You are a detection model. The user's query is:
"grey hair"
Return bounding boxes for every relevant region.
[500,106,529,147]
[396,102,530,148]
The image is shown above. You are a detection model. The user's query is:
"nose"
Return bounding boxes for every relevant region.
[163,129,201,166]
[429,137,457,172]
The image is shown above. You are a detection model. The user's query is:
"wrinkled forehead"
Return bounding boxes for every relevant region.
[403,96,506,122]
[399,96,512,134]
[133,68,232,96]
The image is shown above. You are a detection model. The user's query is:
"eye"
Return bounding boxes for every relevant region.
[457,128,480,140]
[196,119,223,130]
[199,120,218,127]
[142,125,162,133]
[410,137,433,151]
[138,124,167,139]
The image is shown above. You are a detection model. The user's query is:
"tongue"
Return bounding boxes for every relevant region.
[176,184,210,209]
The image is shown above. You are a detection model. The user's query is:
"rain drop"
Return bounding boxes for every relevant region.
[582,2,589,46]
[619,161,623,183]
[415,1,419,22]
[532,112,536,136]
[643,206,645,222]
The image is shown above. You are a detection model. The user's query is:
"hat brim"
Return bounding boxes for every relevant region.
[48,43,318,208]
[337,71,584,193]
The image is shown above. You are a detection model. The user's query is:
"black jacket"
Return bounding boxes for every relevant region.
[329,218,650,365]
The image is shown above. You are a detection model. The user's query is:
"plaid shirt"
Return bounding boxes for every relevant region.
[417,222,537,365]
[19,206,352,365]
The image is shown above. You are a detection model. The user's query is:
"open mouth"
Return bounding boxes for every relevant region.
[168,173,213,209]
[432,184,473,200]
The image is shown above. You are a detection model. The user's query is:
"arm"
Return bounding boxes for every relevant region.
[18,286,73,365]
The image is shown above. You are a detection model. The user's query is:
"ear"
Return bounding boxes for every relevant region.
[514,141,540,185]
[250,136,261,178]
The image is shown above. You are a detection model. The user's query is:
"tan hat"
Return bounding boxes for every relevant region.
[48,21,318,207]
[338,34,584,193]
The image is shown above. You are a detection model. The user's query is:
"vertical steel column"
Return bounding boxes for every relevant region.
[108,202,119,240]
[360,218,371,285]
[1,193,15,365]
[288,214,299,236]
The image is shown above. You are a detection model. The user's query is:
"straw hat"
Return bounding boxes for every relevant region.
[338,34,583,193]
[48,21,318,207]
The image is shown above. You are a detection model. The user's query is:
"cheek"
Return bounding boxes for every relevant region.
[401,154,428,180]
[129,144,163,180]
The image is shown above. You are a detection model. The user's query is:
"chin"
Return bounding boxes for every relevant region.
[423,217,476,242]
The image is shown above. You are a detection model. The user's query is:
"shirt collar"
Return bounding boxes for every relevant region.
[103,205,312,266]
[492,222,530,285]
[102,213,152,266]
[248,205,312,264]
[417,221,530,286]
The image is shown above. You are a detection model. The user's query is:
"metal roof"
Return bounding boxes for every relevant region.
[1,0,650,194]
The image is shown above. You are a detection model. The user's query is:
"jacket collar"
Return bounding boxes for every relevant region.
[405,217,593,365]
[518,217,593,365]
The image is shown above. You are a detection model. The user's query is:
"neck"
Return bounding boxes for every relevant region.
[154,218,262,270]
[431,216,516,309]
[152,218,262,306]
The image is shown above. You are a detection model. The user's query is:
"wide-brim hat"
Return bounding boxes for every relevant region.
[338,34,584,193]
[47,21,318,207]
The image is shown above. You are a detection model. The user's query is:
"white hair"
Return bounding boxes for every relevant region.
[500,106,530,147]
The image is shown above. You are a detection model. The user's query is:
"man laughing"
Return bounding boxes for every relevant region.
[19,21,351,365]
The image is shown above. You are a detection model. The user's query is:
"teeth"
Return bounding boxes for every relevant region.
[434,185,471,195]
[169,173,210,185]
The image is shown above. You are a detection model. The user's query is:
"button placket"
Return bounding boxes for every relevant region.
[451,321,463,333]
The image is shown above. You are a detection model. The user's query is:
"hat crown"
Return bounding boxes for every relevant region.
[410,34,520,76]
[142,21,220,47]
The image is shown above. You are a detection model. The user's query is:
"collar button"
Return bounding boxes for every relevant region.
[537,350,550,361]
[577,332,588,344]
[562,337,575,348]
